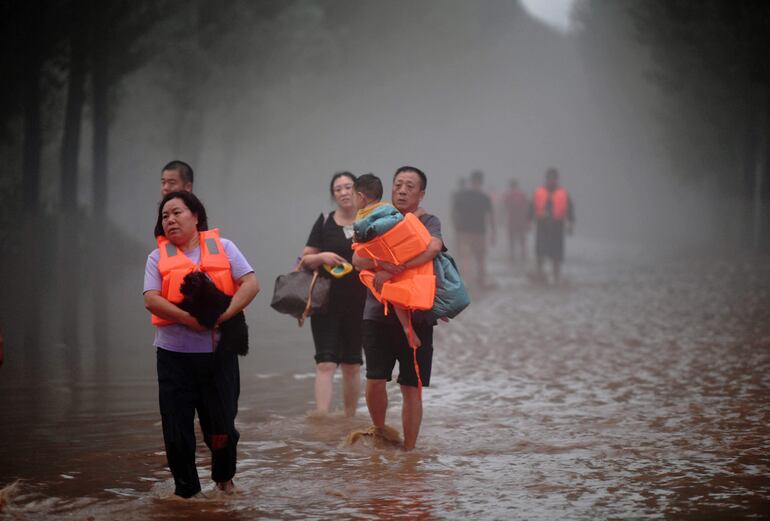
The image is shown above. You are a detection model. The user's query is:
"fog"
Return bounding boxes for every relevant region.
[2,2,770,517]
[1,0,767,379]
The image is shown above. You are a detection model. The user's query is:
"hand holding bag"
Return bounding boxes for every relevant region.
[270,263,331,326]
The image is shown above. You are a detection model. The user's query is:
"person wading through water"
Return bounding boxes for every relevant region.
[300,172,367,417]
[352,166,444,450]
[531,167,575,284]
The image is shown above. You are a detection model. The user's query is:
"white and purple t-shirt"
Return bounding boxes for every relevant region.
[143,238,254,353]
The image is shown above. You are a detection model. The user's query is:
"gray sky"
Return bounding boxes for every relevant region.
[520,0,575,32]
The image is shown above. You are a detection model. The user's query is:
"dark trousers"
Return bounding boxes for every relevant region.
[156,348,240,498]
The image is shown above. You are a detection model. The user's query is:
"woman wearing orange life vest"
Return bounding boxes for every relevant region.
[143,191,259,498]
[530,168,575,284]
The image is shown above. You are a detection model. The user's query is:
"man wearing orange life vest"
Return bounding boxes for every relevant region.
[530,168,574,283]
[352,166,444,451]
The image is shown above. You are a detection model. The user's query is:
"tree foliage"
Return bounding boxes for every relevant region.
[576,0,770,247]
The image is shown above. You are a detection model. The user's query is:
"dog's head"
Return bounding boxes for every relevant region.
[178,272,231,329]
[180,271,217,299]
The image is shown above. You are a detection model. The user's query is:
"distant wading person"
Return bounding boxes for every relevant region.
[531,168,574,284]
[352,166,444,450]
[502,178,529,262]
[454,170,495,288]
[450,177,467,246]
[143,191,259,497]
[300,172,367,417]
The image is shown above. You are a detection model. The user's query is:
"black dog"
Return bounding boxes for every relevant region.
[178,271,249,356]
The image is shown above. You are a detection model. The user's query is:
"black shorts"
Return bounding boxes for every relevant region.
[362,320,434,387]
[310,308,363,365]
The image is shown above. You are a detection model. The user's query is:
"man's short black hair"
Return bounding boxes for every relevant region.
[393,166,427,191]
[162,160,194,185]
[354,173,383,201]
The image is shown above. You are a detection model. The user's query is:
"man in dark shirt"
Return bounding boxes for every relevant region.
[454,170,495,288]
[352,166,443,450]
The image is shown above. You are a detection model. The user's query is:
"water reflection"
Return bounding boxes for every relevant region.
[1,241,769,519]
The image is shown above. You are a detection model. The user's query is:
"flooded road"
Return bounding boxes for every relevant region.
[2,239,769,520]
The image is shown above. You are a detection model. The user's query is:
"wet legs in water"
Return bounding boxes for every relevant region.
[536,256,561,284]
[458,232,487,289]
[315,362,361,416]
[341,363,361,416]
[509,233,527,263]
[157,349,240,498]
[366,379,422,450]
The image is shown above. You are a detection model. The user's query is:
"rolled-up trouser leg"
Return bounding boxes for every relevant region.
[198,351,240,484]
[157,348,201,498]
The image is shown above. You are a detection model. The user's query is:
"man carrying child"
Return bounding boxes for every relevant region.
[352,167,444,451]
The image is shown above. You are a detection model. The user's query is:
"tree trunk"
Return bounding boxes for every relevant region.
[59,4,88,361]
[20,6,44,369]
[21,35,42,217]
[753,89,768,251]
[60,5,87,217]
[91,39,110,376]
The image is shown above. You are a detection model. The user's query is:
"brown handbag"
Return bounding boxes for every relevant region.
[270,265,331,326]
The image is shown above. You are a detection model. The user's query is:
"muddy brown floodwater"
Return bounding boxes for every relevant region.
[1,238,769,520]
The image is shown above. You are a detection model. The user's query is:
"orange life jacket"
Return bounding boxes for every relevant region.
[352,212,432,266]
[151,228,236,327]
[358,260,436,313]
[353,213,436,312]
[533,186,569,220]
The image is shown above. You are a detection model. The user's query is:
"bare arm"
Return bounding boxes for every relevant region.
[144,290,206,332]
[401,237,444,269]
[352,250,376,271]
[217,272,259,324]
[301,246,346,270]
[355,236,443,275]
[370,237,442,289]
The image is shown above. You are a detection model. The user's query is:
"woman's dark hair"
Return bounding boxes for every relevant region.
[329,171,356,198]
[154,190,209,237]
[394,166,427,191]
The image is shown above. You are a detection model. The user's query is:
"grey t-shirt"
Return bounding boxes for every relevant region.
[362,213,443,324]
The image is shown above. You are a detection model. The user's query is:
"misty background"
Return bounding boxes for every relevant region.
[1,0,768,384]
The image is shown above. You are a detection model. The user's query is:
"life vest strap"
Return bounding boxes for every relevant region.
[405,309,422,398]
